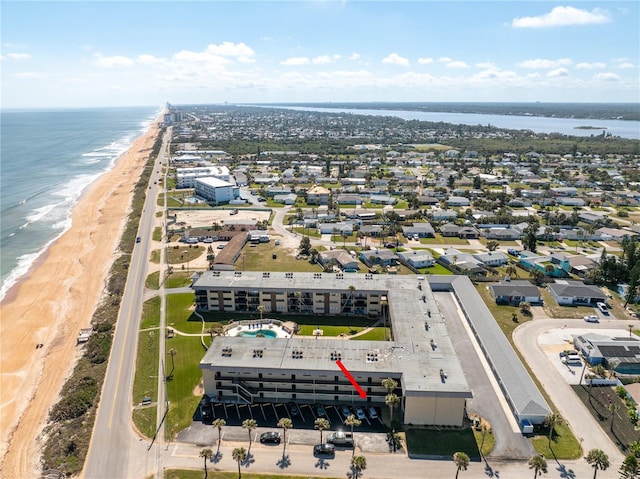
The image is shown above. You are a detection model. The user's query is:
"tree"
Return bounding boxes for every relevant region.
[199,448,213,478]
[257,305,265,321]
[523,220,538,253]
[544,264,555,277]
[519,301,531,316]
[232,447,247,479]
[385,393,400,423]
[606,401,620,432]
[505,264,518,278]
[453,451,470,478]
[351,455,367,478]
[382,377,398,393]
[277,417,293,454]
[344,414,362,456]
[530,269,544,286]
[544,413,563,444]
[299,236,311,255]
[314,417,330,444]
[529,454,548,478]
[625,263,640,307]
[620,454,640,479]
[213,418,226,447]
[486,240,500,251]
[585,449,609,479]
[242,418,257,448]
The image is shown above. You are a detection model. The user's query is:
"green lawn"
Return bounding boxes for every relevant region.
[242,243,321,273]
[419,264,453,275]
[166,293,202,334]
[419,234,469,245]
[297,324,366,337]
[133,405,157,439]
[530,421,582,460]
[352,327,390,341]
[294,227,321,238]
[141,297,161,330]
[132,329,159,436]
[146,271,160,290]
[164,333,207,438]
[472,427,495,457]
[405,428,480,459]
[164,271,196,289]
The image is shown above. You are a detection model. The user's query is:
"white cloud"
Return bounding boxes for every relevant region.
[471,68,518,81]
[281,57,310,66]
[204,42,255,58]
[547,68,570,78]
[137,54,165,65]
[512,6,611,28]
[446,61,468,68]
[418,57,433,64]
[1,52,32,61]
[615,62,635,69]
[312,54,341,65]
[575,62,606,69]
[475,62,496,69]
[349,53,360,61]
[12,71,46,79]
[382,53,410,67]
[93,53,134,68]
[593,72,621,81]
[437,57,452,63]
[518,58,572,69]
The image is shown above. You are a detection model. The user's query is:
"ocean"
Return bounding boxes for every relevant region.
[0,106,161,301]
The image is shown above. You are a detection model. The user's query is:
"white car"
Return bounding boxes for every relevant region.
[584,315,599,323]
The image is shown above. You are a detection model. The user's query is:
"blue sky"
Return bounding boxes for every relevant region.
[1,1,638,108]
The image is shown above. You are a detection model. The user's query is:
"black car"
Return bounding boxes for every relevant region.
[288,402,300,416]
[260,431,281,444]
[199,395,213,421]
[313,443,335,456]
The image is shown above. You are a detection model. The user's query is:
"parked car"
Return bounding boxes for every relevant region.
[259,431,281,444]
[367,406,379,420]
[597,302,609,314]
[288,402,300,416]
[584,314,599,323]
[316,404,327,417]
[313,443,336,457]
[355,406,366,420]
[341,405,352,417]
[562,354,581,365]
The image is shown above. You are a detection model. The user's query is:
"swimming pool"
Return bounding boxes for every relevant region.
[236,329,278,338]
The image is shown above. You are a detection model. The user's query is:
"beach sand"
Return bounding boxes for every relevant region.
[0,117,163,478]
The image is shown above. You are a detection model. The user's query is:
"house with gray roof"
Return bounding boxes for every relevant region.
[548,280,607,306]
[490,280,542,305]
[402,222,436,238]
[473,251,509,266]
[397,250,435,268]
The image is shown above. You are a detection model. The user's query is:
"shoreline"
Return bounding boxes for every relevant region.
[0,115,163,478]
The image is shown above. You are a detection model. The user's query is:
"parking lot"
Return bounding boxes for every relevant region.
[178,401,390,453]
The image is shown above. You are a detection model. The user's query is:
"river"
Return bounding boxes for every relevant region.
[268,105,640,140]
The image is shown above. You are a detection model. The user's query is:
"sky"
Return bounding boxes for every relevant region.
[1,1,639,108]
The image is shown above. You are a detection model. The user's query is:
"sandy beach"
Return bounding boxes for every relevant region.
[0,117,163,478]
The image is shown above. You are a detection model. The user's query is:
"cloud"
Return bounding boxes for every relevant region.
[475,62,496,69]
[382,53,410,66]
[1,52,32,61]
[349,53,361,61]
[575,62,606,69]
[12,71,46,79]
[512,6,611,28]
[446,61,468,68]
[312,54,341,65]
[418,57,433,64]
[593,72,621,81]
[615,62,635,69]
[518,58,572,69]
[137,54,165,65]
[281,57,310,66]
[437,57,452,63]
[93,53,134,68]
[547,68,570,78]
[205,42,255,58]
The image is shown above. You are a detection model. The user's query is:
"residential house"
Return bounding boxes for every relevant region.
[273,193,298,205]
[489,280,543,305]
[557,197,586,207]
[484,227,522,240]
[440,248,485,275]
[446,196,471,208]
[306,185,331,205]
[548,280,607,306]
[317,222,354,235]
[359,249,399,267]
[402,222,436,238]
[369,195,397,205]
[431,209,458,222]
[473,251,509,267]
[318,250,360,272]
[336,194,363,205]
[440,223,462,237]
[519,251,570,277]
[397,250,435,268]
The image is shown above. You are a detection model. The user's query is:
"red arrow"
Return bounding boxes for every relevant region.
[336,360,367,398]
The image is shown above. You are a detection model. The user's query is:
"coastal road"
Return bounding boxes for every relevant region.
[82,127,170,478]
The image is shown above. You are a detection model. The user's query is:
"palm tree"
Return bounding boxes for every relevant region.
[453,451,470,479]
[257,305,265,322]
[505,264,518,278]
[544,264,555,277]
[232,447,247,479]
[242,418,257,448]
[212,418,226,448]
[351,455,367,478]
[529,454,548,478]
[199,448,213,478]
[385,393,400,423]
[620,454,639,479]
[606,401,620,432]
[381,377,398,394]
[277,417,293,455]
[585,449,609,479]
[314,417,330,444]
[344,414,362,456]
[544,412,562,444]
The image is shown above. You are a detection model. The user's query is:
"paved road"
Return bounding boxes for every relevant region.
[83,128,171,479]
[513,316,626,468]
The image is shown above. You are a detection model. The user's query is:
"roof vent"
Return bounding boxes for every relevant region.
[252,348,264,358]
[221,347,233,357]
[292,349,304,359]
[330,351,342,361]
[366,351,379,362]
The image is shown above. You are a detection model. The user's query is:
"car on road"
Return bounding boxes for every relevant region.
[259,431,281,444]
[341,405,352,417]
[584,314,599,323]
[136,236,141,243]
[313,443,335,457]
[355,406,366,420]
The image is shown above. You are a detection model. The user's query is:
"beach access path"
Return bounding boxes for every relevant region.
[0,117,164,478]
